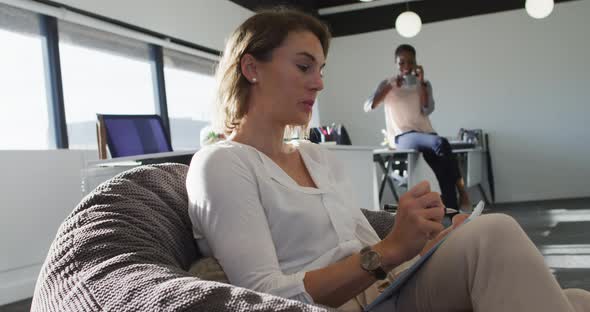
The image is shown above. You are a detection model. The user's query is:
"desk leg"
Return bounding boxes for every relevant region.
[376,155,388,202]
[478,184,492,207]
[375,155,399,205]
[406,153,418,188]
[384,156,399,203]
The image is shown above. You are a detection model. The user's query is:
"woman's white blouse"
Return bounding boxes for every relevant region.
[186,140,381,303]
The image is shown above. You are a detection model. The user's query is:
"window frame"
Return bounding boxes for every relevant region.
[1,1,221,150]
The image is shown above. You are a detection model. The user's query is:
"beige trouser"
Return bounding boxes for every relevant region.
[340,213,590,312]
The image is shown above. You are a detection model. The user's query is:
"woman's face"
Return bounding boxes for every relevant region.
[250,31,325,126]
[396,50,416,76]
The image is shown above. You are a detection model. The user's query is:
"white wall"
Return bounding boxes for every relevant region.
[2,0,589,305]
[0,0,253,305]
[319,0,590,203]
[0,150,91,305]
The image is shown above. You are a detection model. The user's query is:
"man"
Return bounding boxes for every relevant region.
[364,44,470,212]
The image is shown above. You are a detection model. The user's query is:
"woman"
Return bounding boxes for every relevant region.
[186,8,590,311]
[364,45,471,213]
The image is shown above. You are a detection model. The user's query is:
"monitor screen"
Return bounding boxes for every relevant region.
[100,114,172,158]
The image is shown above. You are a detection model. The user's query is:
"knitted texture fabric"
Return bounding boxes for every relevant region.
[31,163,394,311]
[361,209,395,240]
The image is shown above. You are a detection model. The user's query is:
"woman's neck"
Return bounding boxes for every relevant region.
[231,114,290,159]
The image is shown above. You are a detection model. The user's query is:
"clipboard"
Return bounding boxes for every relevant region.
[364,200,486,312]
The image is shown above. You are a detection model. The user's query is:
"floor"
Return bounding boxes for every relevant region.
[2,198,589,311]
[492,198,590,290]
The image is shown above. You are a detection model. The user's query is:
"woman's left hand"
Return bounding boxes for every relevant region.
[419,213,469,256]
[416,65,425,83]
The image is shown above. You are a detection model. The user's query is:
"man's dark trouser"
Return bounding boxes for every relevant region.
[396,131,460,210]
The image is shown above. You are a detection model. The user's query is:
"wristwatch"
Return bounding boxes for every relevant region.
[359,246,387,280]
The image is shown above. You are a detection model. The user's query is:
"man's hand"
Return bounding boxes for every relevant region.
[415,65,425,83]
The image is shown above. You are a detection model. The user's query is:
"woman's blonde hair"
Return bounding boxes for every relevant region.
[213,7,331,138]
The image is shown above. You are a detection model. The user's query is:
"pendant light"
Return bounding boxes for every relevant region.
[525,0,555,19]
[395,2,422,38]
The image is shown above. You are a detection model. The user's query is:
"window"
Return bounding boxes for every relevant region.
[0,4,52,149]
[59,21,156,150]
[163,49,217,150]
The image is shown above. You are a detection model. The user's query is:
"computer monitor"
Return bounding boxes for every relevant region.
[97,114,172,158]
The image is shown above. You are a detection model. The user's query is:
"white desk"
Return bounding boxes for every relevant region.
[373,146,488,206]
[82,150,196,195]
[81,146,382,211]
[453,147,490,204]
[373,149,440,204]
[453,148,484,188]
[82,144,489,211]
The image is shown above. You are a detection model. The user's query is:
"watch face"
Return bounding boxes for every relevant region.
[366,252,381,270]
[362,250,381,271]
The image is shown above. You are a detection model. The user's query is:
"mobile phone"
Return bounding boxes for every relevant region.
[402,73,418,87]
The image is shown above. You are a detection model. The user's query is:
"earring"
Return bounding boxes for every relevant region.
[252,77,257,83]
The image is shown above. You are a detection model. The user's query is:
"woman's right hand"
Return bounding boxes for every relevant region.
[375,181,445,268]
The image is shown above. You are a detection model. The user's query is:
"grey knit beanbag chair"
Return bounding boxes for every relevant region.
[31,163,394,312]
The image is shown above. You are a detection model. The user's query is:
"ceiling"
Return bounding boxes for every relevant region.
[229,0,579,37]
